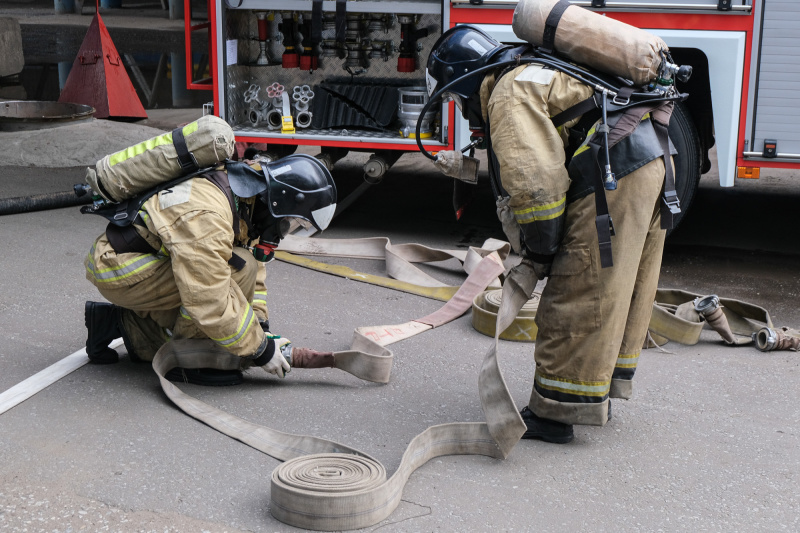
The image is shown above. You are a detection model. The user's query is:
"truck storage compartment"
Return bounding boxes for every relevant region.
[218,1,447,147]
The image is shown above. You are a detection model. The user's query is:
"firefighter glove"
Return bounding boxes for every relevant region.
[253,333,292,378]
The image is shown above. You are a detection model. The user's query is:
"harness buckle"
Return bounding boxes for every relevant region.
[178,151,200,173]
[662,192,681,215]
[612,92,630,106]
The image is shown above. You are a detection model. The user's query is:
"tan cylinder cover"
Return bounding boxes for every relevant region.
[86,115,235,203]
[512,0,668,87]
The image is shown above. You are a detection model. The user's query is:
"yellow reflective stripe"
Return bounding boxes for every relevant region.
[107,121,200,167]
[616,352,640,369]
[253,290,267,304]
[179,304,256,348]
[572,123,598,158]
[573,144,591,157]
[535,372,610,397]
[86,246,165,283]
[514,196,566,223]
[212,304,256,347]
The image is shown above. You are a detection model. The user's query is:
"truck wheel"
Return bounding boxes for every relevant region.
[667,100,702,235]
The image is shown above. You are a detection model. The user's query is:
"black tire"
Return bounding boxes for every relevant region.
[666,100,703,235]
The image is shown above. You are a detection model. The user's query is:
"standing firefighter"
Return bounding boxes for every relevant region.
[81,131,337,386]
[422,5,690,443]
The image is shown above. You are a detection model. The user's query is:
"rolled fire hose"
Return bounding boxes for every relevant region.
[472,289,540,342]
[152,251,531,530]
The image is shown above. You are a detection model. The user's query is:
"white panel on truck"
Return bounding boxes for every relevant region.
[450,0,752,12]
[752,0,800,159]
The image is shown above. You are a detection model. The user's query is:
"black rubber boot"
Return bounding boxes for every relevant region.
[85,301,121,364]
[164,368,244,387]
[520,407,574,444]
[607,401,612,421]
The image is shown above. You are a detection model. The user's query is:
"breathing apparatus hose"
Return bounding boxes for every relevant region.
[0,191,91,216]
[415,53,683,160]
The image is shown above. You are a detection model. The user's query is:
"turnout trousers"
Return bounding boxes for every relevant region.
[530,157,667,426]
[94,247,266,361]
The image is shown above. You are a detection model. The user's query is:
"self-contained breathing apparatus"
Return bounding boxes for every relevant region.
[417,22,692,269]
[76,143,337,264]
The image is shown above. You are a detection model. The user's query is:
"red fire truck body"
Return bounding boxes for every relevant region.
[189,0,798,220]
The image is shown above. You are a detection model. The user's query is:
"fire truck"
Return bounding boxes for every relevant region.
[185,0,799,228]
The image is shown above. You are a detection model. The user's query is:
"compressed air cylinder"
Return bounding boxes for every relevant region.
[512,0,668,87]
[86,115,235,203]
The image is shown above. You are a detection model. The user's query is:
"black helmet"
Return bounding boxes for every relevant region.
[425,25,508,116]
[262,154,337,231]
[228,154,337,231]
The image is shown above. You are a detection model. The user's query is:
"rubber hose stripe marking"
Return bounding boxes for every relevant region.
[107,121,200,167]
[274,251,459,303]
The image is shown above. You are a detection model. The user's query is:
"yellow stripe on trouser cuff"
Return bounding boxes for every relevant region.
[86,248,166,283]
[535,372,610,397]
[616,352,640,369]
[254,291,267,305]
[514,197,566,224]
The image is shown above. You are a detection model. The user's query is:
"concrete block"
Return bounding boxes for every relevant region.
[0,18,24,78]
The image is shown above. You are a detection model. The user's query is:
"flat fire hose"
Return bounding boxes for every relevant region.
[649,288,773,346]
[151,247,535,530]
[278,234,541,342]
[279,234,511,288]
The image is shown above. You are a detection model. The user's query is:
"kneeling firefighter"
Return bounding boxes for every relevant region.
[421,2,691,443]
[81,125,337,386]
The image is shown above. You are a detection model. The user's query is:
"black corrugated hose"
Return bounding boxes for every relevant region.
[0,191,91,216]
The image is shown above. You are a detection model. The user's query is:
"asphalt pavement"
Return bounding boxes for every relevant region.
[1,4,799,528]
[0,108,799,532]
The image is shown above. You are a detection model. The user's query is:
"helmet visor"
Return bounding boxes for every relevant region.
[443,92,464,113]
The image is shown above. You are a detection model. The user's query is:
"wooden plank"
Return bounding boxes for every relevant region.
[0,338,123,416]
